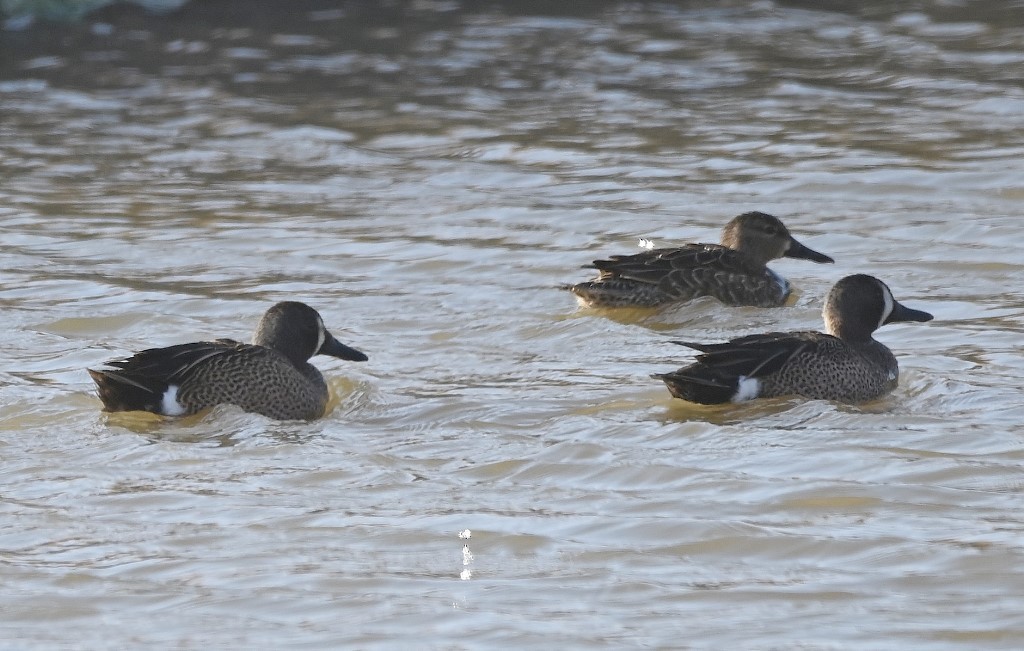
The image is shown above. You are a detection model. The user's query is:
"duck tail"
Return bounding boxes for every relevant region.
[652,370,737,404]
[88,368,166,413]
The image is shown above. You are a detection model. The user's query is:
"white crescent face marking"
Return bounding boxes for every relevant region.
[315,316,326,354]
[161,385,187,416]
[878,284,895,330]
[732,376,761,402]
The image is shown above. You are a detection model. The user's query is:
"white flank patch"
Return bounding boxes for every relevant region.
[638,238,655,250]
[732,376,761,402]
[878,285,895,329]
[161,385,187,416]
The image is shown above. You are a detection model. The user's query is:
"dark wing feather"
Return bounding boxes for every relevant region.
[104,339,244,384]
[671,332,824,380]
[658,332,841,404]
[90,340,248,412]
[588,244,762,285]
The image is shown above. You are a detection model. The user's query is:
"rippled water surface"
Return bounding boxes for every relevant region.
[2,1,1024,648]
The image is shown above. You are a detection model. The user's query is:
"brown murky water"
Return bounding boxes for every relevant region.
[2,1,1024,648]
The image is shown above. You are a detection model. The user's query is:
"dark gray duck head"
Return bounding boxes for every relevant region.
[252,301,368,365]
[823,274,933,342]
[720,211,834,267]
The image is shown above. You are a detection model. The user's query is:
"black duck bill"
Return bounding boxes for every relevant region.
[886,301,933,324]
[784,237,834,264]
[320,332,369,361]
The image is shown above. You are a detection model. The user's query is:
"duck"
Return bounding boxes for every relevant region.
[567,211,833,308]
[653,274,933,404]
[88,301,367,420]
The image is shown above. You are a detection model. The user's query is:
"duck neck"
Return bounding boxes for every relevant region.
[722,231,772,267]
[825,317,874,345]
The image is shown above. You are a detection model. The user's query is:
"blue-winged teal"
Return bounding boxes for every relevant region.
[653,274,933,404]
[88,301,367,420]
[567,211,834,308]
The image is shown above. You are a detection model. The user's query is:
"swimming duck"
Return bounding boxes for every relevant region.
[568,211,833,308]
[88,301,367,420]
[653,274,932,404]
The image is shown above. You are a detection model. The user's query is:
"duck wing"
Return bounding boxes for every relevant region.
[89,339,247,412]
[653,332,840,404]
[671,332,827,383]
[589,244,758,284]
[103,339,246,384]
